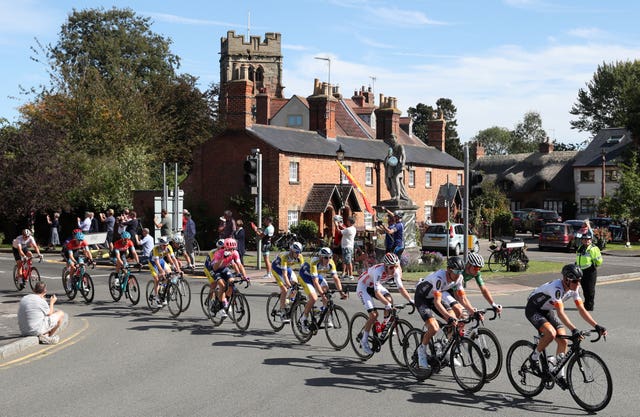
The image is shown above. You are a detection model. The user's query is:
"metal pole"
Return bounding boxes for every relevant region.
[173,163,179,233]
[162,163,168,212]
[256,150,263,270]
[463,144,469,263]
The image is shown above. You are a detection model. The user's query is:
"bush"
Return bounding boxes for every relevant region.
[290,220,319,240]
[403,251,444,273]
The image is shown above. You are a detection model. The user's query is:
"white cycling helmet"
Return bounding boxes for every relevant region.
[467,252,485,268]
[290,241,303,254]
[318,247,333,257]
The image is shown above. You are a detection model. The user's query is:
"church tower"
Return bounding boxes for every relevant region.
[219,31,284,121]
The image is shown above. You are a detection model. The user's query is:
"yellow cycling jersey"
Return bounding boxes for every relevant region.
[309,256,338,276]
[273,251,305,269]
[151,244,175,259]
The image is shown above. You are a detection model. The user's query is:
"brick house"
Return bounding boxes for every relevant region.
[182,31,464,241]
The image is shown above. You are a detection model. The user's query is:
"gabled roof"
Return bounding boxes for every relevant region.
[435,183,462,207]
[246,124,464,169]
[302,183,362,213]
[573,127,633,167]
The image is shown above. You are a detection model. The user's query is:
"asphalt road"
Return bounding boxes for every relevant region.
[1,254,638,417]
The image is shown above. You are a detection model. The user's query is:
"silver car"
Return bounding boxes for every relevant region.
[421,223,480,255]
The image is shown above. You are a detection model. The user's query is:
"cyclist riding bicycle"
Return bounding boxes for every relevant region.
[463,252,502,314]
[12,229,42,278]
[110,231,139,277]
[296,247,347,332]
[148,236,183,307]
[413,256,482,370]
[62,231,93,289]
[204,238,248,319]
[525,263,607,383]
[169,233,192,270]
[355,252,414,355]
[271,241,305,323]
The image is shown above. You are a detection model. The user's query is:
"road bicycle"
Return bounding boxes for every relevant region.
[61,255,95,303]
[107,262,141,306]
[145,272,183,318]
[463,307,503,381]
[349,303,415,367]
[402,311,488,393]
[266,283,303,331]
[173,272,191,312]
[289,290,350,350]
[273,232,306,251]
[200,274,251,331]
[506,329,612,412]
[13,255,43,291]
[487,239,529,272]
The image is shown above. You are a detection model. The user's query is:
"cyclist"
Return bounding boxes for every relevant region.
[12,229,42,279]
[271,241,305,323]
[110,231,139,278]
[463,252,502,314]
[296,247,347,332]
[169,233,192,270]
[525,264,607,383]
[413,256,481,370]
[62,231,93,289]
[355,252,413,355]
[206,238,248,319]
[148,236,183,306]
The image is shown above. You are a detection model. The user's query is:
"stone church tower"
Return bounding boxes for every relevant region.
[219,31,285,121]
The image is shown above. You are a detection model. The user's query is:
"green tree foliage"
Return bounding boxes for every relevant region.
[474,126,512,156]
[512,111,547,153]
[599,151,640,239]
[570,60,640,137]
[552,141,580,151]
[470,180,511,239]
[408,98,463,160]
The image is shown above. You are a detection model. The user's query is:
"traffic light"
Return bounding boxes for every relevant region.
[244,155,258,195]
[469,170,483,199]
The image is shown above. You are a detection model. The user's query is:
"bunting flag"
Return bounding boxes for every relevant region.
[335,160,376,215]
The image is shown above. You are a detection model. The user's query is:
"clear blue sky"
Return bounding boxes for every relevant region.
[2,0,639,144]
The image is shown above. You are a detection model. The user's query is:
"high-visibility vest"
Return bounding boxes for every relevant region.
[576,244,603,269]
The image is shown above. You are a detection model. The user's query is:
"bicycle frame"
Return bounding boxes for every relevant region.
[369,304,414,352]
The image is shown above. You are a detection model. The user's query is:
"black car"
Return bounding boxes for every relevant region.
[523,209,562,235]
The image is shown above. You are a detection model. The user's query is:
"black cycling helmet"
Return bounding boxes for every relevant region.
[562,263,583,281]
[447,256,465,271]
[467,252,485,268]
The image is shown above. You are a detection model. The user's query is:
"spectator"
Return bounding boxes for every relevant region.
[18,282,65,345]
[234,219,246,263]
[89,212,99,233]
[123,210,140,246]
[183,212,196,269]
[378,210,405,256]
[77,211,92,232]
[99,209,116,250]
[575,230,603,311]
[182,209,189,232]
[337,216,357,280]
[220,210,237,239]
[154,209,172,237]
[46,212,61,251]
[27,209,36,235]
[256,216,274,278]
[139,227,154,265]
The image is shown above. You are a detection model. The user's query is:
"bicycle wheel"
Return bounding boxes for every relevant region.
[209,298,225,327]
[146,280,161,313]
[12,266,24,291]
[566,350,613,412]
[266,292,286,332]
[468,327,503,381]
[28,267,41,291]
[447,337,485,392]
[64,272,78,301]
[229,293,251,331]
[290,299,313,343]
[126,275,140,306]
[349,312,374,360]
[389,318,414,368]
[324,305,350,350]
[402,328,431,381]
[488,251,506,272]
[80,273,94,303]
[166,283,183,318]
[506,339,545,397]
[108,272,123,301]
[193,239,201,257]
[200,284,213,318]
[177,278,191,312]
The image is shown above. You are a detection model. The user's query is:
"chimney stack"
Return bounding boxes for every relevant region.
[307,79,338,139]
[474,141,485,159]
[225,64,254,130]
[374,96,401,140]
[426,110,446,151]
[539,138,554,154]
[255,87,270,125]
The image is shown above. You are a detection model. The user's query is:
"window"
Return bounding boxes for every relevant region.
[340,164,351,185]
[425,171,432,188]
[289,161,299,183]
[365,166,373,186]
[543,200,563,213]
[580,170,595,182]
[287,115,303,128]
[457,173,463,186]
[408,168,415,187]
[580,198,596,214]
[364,211,374,230]
[424,205,433,222]
[287,210,299,229]
[606,170,619,182]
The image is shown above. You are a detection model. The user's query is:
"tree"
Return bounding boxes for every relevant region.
[552,141,580,151]
[511,111,547,153]
[407,98,463,160]
[469,180,511,239]
[473,126,512,156]
[570,60,640,137]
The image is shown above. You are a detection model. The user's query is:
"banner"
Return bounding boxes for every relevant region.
[335,160,376,215]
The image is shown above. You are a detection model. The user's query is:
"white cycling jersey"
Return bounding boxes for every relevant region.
[357,263,405,289]
[416,269,463,299]
[527,279,582,311]
[12,235,36,250]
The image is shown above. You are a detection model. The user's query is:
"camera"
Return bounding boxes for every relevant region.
[377,220,383,226]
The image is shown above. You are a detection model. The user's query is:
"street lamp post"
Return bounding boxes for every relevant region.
[336,144,345,184]
[314,56,331,90]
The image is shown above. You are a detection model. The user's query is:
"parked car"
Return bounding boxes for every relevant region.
[538,222,576,252]
[564,219,585,248]
[421,223,479,255]
[523,209,562,235]
[512,211,528,233]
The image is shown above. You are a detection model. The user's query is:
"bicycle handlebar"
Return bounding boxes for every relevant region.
[557,329,606,343]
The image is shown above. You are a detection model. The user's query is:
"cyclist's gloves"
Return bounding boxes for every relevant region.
[447,316,457,324]
[595,324,606,335]
[472,310,484,321]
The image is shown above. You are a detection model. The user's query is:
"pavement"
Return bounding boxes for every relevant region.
[2,245,639,361]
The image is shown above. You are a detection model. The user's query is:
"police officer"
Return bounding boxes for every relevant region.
[575,231,603,311]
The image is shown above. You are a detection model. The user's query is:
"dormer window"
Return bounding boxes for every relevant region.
[606,134,624,144]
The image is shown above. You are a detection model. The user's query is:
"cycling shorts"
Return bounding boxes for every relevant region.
[356,282,390,312]
[272,265,299,288]
[525,300,564,331]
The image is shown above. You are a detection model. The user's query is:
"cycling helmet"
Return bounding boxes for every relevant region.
[447,256,465,271]
[75,232,85,241]
[120,231,131,240]
[383,252,400,266]
[562,263,583,281]
[290,241,303,254]
[170,234,184,245]
[467,252,485,268]
[318,247,333,258]
[224,238,238,250]
[22,229,31,237]
[158,236,168,245]
[216,239,225,248]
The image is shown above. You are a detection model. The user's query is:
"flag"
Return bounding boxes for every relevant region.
[335,160,376,215]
